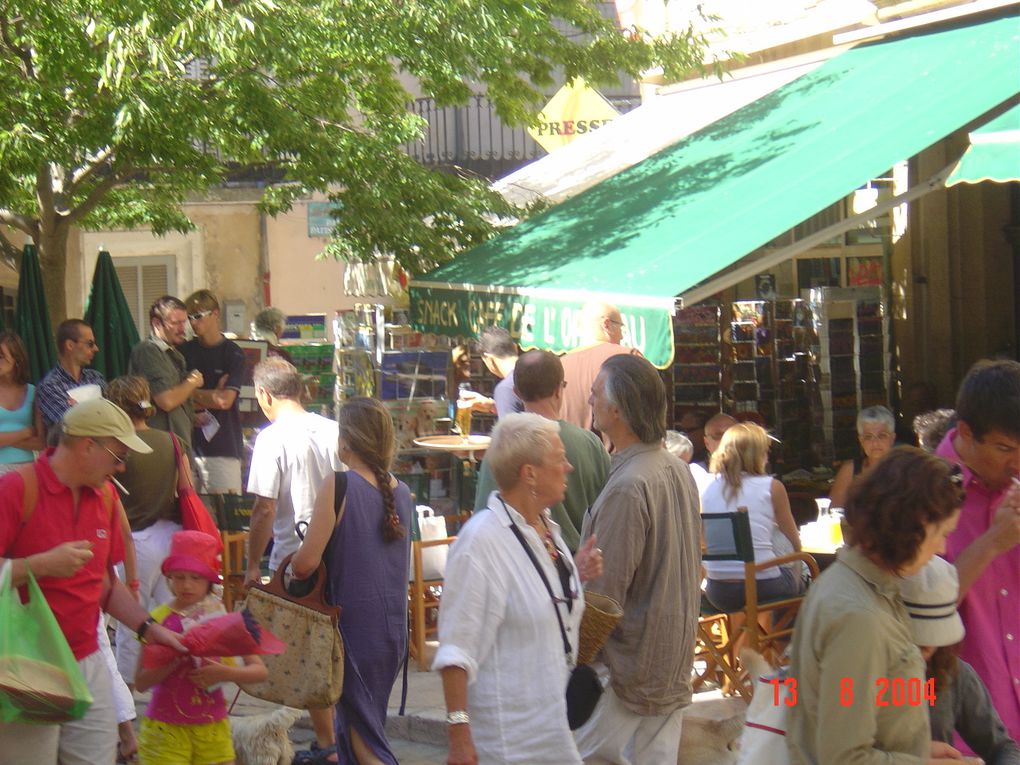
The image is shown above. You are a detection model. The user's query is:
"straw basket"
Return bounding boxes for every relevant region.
[577,592,623,666]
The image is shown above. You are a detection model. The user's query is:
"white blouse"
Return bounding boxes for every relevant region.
[433,492,585,765]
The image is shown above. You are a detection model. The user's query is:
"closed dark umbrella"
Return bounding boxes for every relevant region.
[84,251,140,379]
[13,243,56,383]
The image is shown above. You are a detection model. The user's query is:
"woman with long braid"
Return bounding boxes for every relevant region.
[292,397,412,765]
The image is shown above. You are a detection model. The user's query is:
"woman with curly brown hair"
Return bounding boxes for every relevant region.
[292,397,412,765]
[788,447,971,764]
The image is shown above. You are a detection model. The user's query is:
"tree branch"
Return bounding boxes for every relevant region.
[69,146,115,193]
[0,14,34,78]
[0,228,20,268]
[0,208,35,236]
[65,167,131,225]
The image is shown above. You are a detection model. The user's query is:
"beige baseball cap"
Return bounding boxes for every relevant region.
[62,399,153,454]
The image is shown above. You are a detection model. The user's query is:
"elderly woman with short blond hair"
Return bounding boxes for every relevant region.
[435,413,602,765]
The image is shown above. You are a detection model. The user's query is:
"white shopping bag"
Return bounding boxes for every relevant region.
[410,506,449,582]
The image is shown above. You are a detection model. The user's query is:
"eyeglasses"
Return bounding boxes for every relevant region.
[606,318,625,328]
[78,339,98,348]
[187,309,213,322]
[860,432,893,443]
[97,441,129,466]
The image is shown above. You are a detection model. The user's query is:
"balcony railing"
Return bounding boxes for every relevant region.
[403,94,641,180]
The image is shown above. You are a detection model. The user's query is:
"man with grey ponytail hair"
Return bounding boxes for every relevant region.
[575,354,701,764]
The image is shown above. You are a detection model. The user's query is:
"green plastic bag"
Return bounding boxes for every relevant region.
[0,560,93,723]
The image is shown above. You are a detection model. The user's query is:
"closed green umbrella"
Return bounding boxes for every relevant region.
[13,243,56,383]
[84,251,140,379]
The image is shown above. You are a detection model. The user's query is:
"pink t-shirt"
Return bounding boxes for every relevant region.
[559,343,639,431]
[936,429,1020,741]
[142,603,228,725]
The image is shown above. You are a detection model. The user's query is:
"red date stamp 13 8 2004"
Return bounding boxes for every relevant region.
[769,677,936,707]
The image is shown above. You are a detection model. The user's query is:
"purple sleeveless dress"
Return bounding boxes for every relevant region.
[324,472,412,764]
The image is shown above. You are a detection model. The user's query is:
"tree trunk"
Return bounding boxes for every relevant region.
[37,224,70,329]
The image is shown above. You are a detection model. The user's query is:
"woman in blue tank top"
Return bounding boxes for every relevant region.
[0,331,44,474]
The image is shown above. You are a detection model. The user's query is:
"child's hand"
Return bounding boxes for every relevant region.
[188,659,232,690]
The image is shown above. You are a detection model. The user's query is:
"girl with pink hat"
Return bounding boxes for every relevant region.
[134,531,269,765]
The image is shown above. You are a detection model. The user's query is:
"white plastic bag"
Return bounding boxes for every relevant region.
[410,506,449,581]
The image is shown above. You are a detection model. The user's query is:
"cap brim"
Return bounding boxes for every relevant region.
[116,431,153,454]
[909,610,965,647]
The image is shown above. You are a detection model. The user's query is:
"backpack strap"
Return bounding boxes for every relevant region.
[16,464,38,524]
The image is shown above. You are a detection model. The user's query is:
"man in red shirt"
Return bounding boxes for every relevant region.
[0,399,186,764]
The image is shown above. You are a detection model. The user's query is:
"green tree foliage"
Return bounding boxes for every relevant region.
[0,0,710,320]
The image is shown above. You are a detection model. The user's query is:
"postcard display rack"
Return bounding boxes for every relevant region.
[808,286,891,463]
[334,304,473,512]
[670,305,723,423]
[727,300,814,468]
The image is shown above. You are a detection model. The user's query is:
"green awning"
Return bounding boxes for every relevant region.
[410,13,1019,368]
[946,103,1020,186]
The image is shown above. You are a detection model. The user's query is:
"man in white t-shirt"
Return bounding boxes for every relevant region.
[245,357,342,580]
[245,356,343,760]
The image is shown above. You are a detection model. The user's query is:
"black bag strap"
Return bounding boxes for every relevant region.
[333,471,348,520]
[295,471,348,542]
[497,495,574,665]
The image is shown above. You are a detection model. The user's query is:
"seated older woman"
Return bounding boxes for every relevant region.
[829,405,896,509]
[434,412,601,765]
[788,447,968,763]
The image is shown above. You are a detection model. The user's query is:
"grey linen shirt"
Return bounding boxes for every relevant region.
[128,336,195,453]
[788,546,931,764]
[931,660,1020,765]
[580,441,701,717]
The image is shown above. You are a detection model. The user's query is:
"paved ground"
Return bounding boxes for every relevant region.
[129,643,735,765]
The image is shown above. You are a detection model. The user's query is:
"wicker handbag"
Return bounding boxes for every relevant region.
[240,555,344,708]
[577,592,623,666]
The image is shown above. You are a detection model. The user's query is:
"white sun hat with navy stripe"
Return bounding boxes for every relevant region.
[900,555,965,648]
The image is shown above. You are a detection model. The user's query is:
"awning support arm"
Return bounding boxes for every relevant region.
[679,162,955,307]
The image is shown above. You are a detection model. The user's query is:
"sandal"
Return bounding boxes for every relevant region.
[292,743,338,765]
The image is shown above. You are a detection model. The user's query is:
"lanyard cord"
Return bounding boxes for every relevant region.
[497,495,575,665]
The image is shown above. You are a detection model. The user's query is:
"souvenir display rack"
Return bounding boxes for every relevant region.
[726,299,814,468]
[669,304,723,425]
[808,286,890,463]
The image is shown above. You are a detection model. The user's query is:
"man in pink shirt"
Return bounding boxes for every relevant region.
[559,302,639,437]
[936,359,1020,741]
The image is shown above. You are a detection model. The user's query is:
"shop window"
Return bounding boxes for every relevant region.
[797,258,841,291]
[847,256,883,287]
[113,255,176,338]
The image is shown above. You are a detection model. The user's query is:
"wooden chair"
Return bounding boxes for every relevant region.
[697,507,820,698]
[220,530,248,611]
[408,536,456,671]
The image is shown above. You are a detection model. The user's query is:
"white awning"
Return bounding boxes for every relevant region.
[493,47,848,207]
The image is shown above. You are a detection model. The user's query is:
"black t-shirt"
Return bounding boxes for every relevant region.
[181,337,246,460]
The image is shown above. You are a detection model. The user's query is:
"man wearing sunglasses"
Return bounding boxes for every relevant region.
[0,398,187,763]
[181,290,246,508]
[37,319,108,433]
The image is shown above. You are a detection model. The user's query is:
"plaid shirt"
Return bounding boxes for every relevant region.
[36,364,107,428]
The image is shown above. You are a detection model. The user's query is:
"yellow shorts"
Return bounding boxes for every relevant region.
[138,717,235,765]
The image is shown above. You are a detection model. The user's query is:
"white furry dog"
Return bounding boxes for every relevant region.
[231,706,304,765]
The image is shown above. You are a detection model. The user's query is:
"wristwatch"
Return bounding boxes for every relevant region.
[136,616,156,642]
[446,710,470,725]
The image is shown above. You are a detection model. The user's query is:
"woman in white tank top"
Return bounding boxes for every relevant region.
[701,423,803,612]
